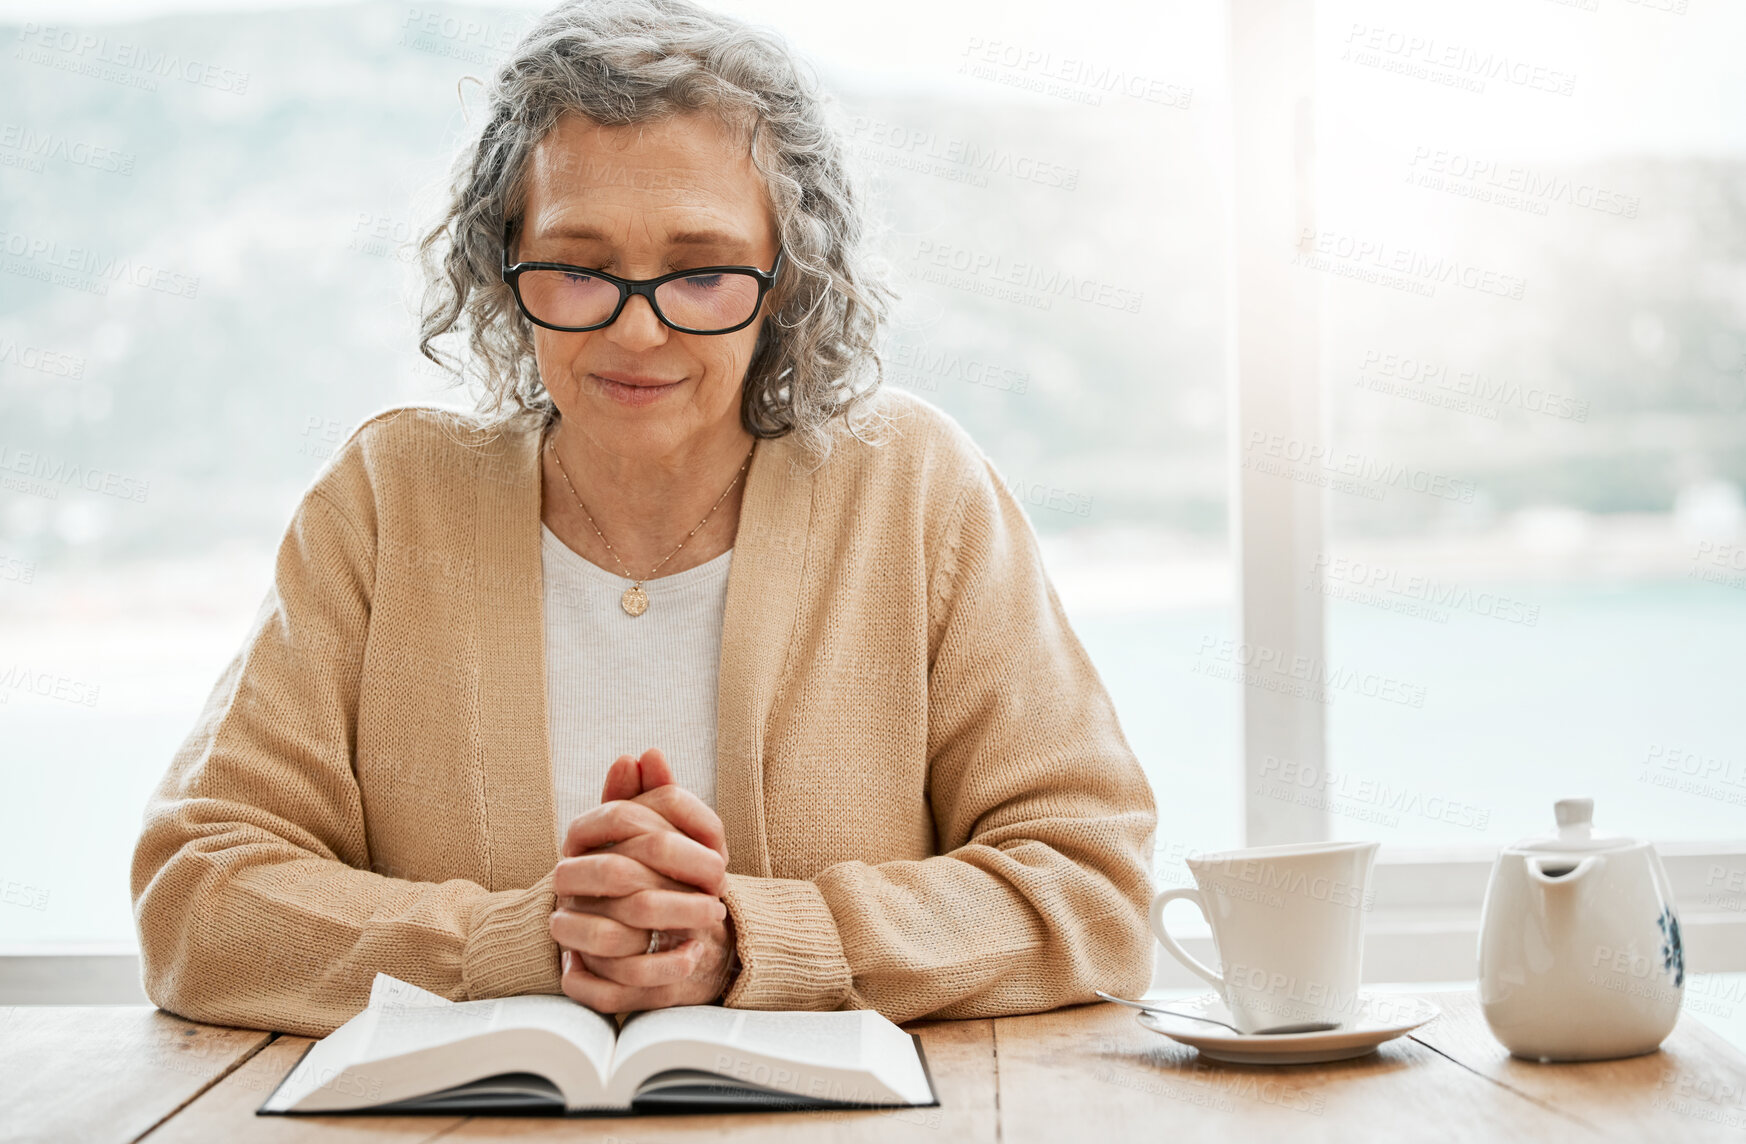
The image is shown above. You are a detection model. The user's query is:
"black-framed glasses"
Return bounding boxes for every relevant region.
[501,223,783,335]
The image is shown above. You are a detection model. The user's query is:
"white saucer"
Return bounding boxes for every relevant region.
[1134,992,1441,1065]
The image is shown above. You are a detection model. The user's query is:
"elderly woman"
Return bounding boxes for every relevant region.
[130,0,1156,1038]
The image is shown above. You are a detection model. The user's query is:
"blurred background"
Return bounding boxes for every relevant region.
[1,0,1742,1037]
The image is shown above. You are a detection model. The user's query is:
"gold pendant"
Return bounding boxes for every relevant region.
[620,584,649,617]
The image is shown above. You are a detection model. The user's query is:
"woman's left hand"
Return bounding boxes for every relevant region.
[553,749,738,1012]
[559,907,736,1013]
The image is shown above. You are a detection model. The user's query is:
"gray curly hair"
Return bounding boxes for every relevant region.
[415,0,896,461]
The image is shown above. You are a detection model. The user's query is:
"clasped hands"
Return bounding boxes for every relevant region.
[549,748,737,1013]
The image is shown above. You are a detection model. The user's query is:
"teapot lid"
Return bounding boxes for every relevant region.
[1514,798,1637,852]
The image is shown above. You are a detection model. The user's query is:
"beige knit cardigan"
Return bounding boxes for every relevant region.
[130,390,1157,1037]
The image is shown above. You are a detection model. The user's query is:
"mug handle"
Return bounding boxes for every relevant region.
[1149,888,1225,991]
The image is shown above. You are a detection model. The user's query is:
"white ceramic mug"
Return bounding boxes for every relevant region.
[1151,840,1380,1032]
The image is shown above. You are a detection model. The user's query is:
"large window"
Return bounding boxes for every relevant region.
[2,0,1741,1008]
[1313,0,1746,848]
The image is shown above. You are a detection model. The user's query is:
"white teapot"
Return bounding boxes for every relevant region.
[1478,798,1683,1061]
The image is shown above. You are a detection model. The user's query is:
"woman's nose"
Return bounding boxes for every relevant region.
[602,292,670,349]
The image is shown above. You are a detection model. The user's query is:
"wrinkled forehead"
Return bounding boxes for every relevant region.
[517,109,774,241]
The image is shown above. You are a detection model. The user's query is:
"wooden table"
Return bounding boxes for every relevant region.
[4,993,1745,1143]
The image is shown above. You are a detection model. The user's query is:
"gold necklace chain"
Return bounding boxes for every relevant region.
[546,426,755,618]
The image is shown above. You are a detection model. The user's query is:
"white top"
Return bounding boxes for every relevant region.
[540,522,732,846]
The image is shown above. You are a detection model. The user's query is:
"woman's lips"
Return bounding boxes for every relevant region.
[590,373,683,406]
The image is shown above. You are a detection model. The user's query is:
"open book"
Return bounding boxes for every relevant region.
[258,973,937,1116]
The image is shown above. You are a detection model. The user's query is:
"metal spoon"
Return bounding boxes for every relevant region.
[1095,991,1339,1036]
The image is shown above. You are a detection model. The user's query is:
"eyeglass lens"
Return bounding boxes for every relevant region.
[517,269,762,331]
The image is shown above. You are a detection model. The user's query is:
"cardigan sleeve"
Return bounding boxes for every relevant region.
[129,486,560,1038]
[720,457,1158,1022]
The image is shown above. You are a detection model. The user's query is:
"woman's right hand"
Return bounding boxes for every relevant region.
[549,749,735,1008]
[567,749,728,865]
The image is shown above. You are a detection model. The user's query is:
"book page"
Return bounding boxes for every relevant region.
[613,1005,743,1066]
[357,995,616,1078]
[615,1006,864,1069]
[731,1010,870,1067]
[259,1005,380,1112]
[370,1072,566,1112]
[262,976,620,1113]
[360,998,503,1062]
[368,972,452,1010]
[610,1006,934,1108]
[491,995,618,1075]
